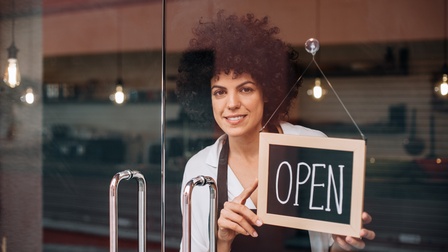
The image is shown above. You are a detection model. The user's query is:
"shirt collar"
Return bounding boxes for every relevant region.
[205,134,226,168]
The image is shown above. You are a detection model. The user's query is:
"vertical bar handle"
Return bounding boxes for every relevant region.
[182,175,218,252]
[109,170,147,252]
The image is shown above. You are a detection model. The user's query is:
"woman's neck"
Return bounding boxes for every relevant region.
[227,133,260,205]
[228,133,259,158]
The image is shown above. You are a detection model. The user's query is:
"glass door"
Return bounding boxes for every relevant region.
[0,1,447,251]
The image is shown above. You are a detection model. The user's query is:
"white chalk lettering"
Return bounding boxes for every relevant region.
[294,162,311,206]
[274,161,344,214]
[309,164,325,211]
[326,165,344,214]
[275,161,293,204]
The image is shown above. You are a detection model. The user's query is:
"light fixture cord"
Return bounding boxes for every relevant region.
[444,0,447,69]
[11,0,16,44]
[116,9,122,81]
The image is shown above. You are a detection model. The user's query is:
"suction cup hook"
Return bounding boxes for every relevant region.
[305,38,320,56]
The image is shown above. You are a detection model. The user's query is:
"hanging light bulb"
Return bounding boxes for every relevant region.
[114,85,125,104]
[307,77,326,100]
[313,78,323,99]
[436,0,448,97]
[20,87,35,104]
[435,73,448,96]
[3,44,21,88]
[3,0,21,88]
[110,78,126,104]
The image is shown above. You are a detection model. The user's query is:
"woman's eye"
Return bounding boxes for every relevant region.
[240,87,253,93]
[212,89,226,97]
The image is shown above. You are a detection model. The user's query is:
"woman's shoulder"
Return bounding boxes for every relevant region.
[187,144,213,165]
[183,135,225,179]
[280,121,327,137]
[181,135,225,189]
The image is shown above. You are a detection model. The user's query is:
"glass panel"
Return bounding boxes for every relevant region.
[40,1,164,250]
[0,0,43,251]
[1,0,447,251]
[166,1,448,252]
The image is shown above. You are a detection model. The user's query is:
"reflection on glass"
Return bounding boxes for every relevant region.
[435,74,448,96]
[20,87,35,104]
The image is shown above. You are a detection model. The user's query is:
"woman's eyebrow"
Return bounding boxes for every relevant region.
[211,81,256,89]
[211,84,226,89]
[236,81,256,88]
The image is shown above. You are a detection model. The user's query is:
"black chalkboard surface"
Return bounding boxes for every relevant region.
[257,132,366,237]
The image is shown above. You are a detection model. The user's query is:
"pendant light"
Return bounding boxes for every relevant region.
[111,51,125,104]
[110,9,126,105]
[435,0,448,97]
[3,0,21,88]
[113,78,125,104]
[307,77,327,99]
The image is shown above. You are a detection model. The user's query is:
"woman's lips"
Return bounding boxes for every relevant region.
[225,115,246,124]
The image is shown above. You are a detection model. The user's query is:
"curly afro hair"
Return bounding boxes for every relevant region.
[176,10,302,129]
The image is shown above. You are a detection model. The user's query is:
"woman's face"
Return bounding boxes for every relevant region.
[211,71,264,138]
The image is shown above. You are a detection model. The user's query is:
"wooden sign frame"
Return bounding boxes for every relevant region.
[257,132,366,237]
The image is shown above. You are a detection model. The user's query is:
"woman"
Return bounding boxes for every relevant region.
[177,11,375,252]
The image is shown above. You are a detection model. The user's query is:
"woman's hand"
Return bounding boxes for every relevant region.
[331,212,376,251]
[216,179,263,251]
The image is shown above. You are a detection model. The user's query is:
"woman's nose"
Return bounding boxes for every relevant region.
[227,93,241,110]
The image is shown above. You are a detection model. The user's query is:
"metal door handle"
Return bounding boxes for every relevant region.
[182,175,217,252]
[109,170,146,252]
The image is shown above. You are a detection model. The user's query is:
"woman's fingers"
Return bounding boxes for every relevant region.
[332,234,351,251]
[361,211,375,240]
[362,211,372,225]
[232,179,258,205]
[220,201,262,235]
[219,205,255,236]
[331,211,375,251]
[360,228,376,241]
[332,234,366,251]
[217,179,263,241]
[345,236,366,250]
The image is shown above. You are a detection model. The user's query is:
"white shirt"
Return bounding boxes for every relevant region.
[180,122,333,252]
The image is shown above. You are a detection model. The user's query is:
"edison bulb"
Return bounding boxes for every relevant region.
[313,84,323,99]
[3,58,21,88]
[435,74,448,96]
[114,85,125,104]
[313,78,323,99]
[441,74,448,96]
[307,78,325,100]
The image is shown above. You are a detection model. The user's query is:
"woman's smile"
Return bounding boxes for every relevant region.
[211,71,264,138]
[225,114,246,123]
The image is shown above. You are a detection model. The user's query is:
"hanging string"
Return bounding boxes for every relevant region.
[261,42,366,141]
[259,59,314,132]
[312,56,366,141]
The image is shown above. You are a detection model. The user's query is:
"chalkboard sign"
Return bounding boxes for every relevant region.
[257,132,366,237]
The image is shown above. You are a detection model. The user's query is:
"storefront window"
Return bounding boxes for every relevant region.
[0,0,446,251]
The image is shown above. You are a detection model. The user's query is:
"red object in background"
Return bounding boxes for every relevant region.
[416,158,448,181]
